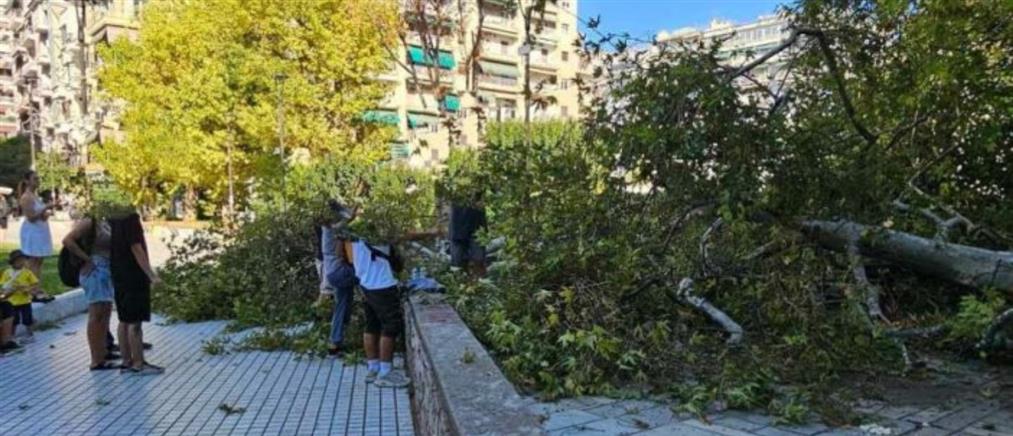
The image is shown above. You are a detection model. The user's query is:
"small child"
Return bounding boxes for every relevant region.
[1,250,45,344]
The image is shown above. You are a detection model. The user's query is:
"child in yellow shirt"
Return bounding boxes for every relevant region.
[1,250,45,343]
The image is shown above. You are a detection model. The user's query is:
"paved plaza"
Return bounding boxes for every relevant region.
[0,313,414,436]
[530,395,1012,435]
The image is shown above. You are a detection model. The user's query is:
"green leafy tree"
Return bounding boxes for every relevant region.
[97,0,401,215]
[0,136,30,189]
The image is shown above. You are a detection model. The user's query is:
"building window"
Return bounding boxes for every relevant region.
[561,51,568,61]
[561,1,570,8]
[560,79,569,90]
[560,106,569,117]
[500,40,508,55]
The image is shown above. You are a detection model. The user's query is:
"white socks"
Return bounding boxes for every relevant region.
[367,360,379,372]
[378,361,392,377]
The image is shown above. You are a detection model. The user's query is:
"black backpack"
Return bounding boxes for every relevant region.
[57,219,96,287]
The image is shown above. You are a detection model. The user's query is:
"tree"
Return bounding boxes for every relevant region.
[0,136,30,189]
[97,0,401,216]
[436,0,1012,414]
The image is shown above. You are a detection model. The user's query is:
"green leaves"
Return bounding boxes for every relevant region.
[96,0,399,212]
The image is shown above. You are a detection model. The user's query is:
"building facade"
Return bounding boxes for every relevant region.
[656,14,793,94]
[379,0,583,167]
[4,0,580,170]
[3,0,96,166]
[0,0,142,168]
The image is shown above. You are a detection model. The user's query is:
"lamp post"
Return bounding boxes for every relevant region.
[274,72,287,209]
[20,76,40,170]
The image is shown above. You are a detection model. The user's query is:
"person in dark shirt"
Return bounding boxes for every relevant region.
[110,212,163,375]
[448,195,487,276]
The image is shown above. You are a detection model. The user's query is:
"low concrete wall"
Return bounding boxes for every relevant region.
[32,288,88,325]
[404,293,544,436]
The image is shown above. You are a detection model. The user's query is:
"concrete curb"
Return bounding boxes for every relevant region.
[33,288,88,325]
[404,292,545,436]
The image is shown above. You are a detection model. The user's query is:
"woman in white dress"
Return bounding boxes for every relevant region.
[18,171,53,285]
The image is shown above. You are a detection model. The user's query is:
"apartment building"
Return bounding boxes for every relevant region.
[2,0,97,165]
[0,8,18,138]
[657,14,794,93]
[0,0,141,168]
[378,0,583,167]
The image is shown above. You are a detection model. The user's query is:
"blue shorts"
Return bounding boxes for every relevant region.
[81,256,114,305]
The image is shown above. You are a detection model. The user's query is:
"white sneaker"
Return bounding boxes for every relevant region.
[365,369,379,384]
[19,335,34,344]
[374,371,411,389]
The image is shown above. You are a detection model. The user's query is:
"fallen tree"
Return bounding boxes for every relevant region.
[801,220,1013,293]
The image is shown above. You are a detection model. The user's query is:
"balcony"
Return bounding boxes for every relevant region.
[482,14,517,36]
[528,56,557,73]
[408,66,453,84]
[477,74,519,91]
[477,60,519,91]
[480,46,517,64]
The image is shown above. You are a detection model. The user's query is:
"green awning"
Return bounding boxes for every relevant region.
[478,60,518,78]
[442,94,460,112]
[390,142,411,159]
[362,110,399,126]
[407,46,456,69]
[407,113,441,128]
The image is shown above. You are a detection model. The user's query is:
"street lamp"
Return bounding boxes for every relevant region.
[274,72,287,208]
[19,75,40,170]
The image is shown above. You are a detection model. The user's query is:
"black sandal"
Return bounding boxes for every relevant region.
[90,362,118,371]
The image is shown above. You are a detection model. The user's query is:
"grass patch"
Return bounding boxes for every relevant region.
[0,242,71,296]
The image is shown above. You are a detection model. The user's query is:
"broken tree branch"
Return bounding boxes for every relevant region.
[847,242,887,322]
[892,200,971,241]
[886,324,948,339]
[700,217,724,275]
[795,28,879,148]
[977,307,1013,352]
[669,278,744,345]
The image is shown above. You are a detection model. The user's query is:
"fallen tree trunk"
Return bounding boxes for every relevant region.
[801,220,1013,292]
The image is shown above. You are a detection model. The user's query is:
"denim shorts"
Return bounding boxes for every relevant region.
[81,256,114,304]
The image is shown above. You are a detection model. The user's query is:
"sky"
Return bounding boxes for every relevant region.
[577,0,786,42]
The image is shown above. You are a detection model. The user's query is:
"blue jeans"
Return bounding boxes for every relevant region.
[329,286,353,346]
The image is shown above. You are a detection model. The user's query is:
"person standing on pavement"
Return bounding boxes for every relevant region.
[64,212,120,370]
[17,171,54,287]
[109,211,163,375]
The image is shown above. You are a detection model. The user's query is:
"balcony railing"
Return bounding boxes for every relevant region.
[478,74,518,87]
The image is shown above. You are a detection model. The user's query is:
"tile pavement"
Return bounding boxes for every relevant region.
[531,395,1012,436]
[0,313,414,435]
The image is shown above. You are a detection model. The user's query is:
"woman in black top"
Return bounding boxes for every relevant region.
[110,213,163,375]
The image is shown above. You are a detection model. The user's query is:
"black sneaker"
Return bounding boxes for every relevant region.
[143,342,153,350]
[327,346,344,358]
[1,341,23,355]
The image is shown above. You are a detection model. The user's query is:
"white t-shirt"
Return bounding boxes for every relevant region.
[351,241,399,291]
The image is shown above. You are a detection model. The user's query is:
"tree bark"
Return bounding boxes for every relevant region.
[801,220,1013,292]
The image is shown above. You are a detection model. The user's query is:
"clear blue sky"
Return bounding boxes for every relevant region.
[577,0,787,41]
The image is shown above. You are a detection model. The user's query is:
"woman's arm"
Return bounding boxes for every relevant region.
[130,243,160,285]
[63,219,93,262]
[19,194,47,222]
